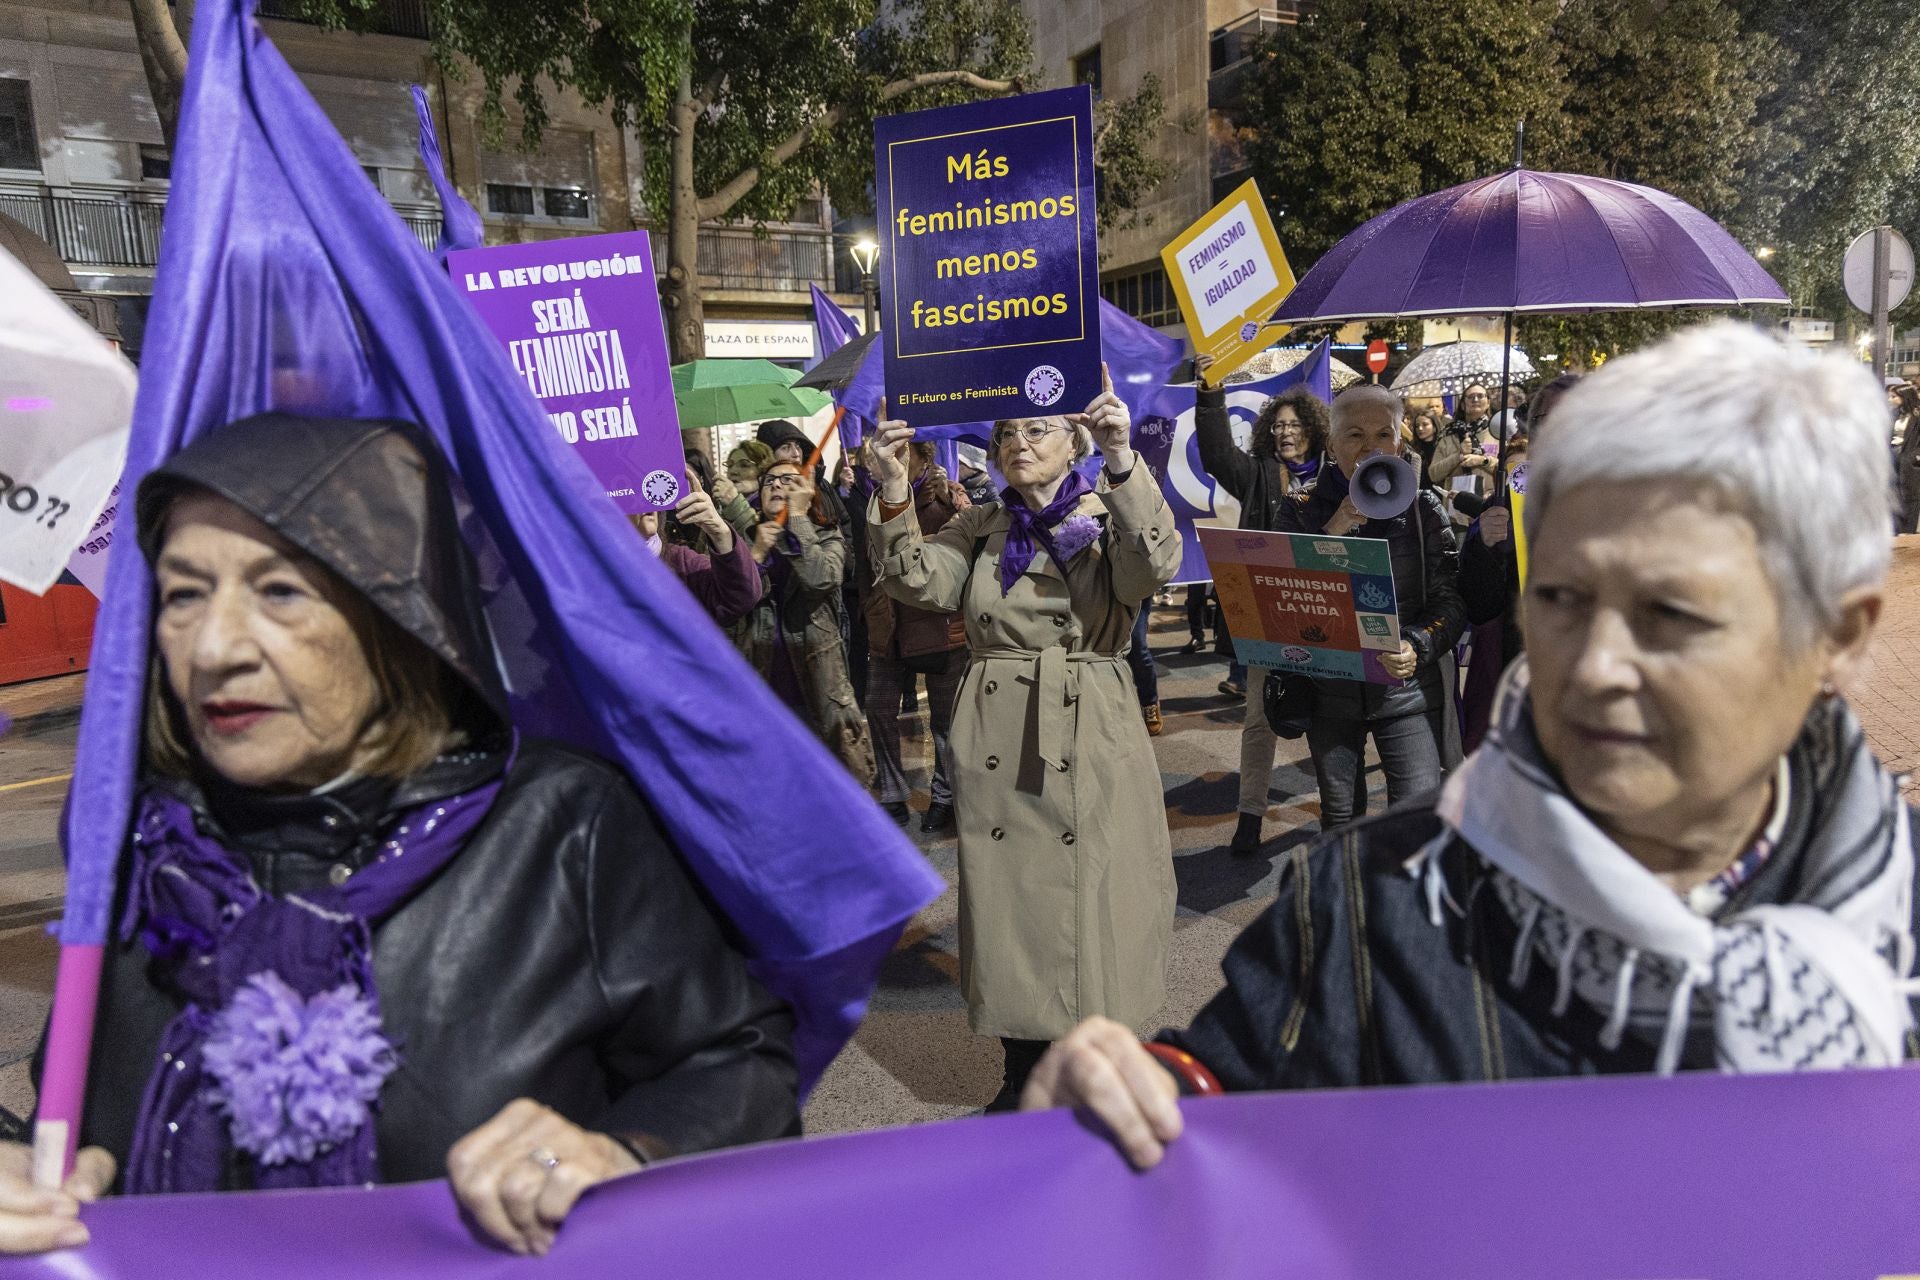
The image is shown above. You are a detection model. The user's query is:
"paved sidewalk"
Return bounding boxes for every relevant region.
[0,674,84,737]
[802,603,1362,1133]
[1852,536,1920,799]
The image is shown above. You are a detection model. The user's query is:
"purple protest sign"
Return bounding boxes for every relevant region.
[451,232,684,514]
[24,1067,1920,1278]
[874,86,1102,429]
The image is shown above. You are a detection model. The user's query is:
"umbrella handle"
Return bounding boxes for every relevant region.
[774,407,845,528]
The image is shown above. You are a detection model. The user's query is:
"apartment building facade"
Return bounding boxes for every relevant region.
[1016,1,1312,340]
[0,0,863,364]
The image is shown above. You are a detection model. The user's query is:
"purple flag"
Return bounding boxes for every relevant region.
[41,0,942,1167]
[25,1066,1920,1277]
[1150,339,1335,584]
[808,284,882,451]
[409,85,482,263]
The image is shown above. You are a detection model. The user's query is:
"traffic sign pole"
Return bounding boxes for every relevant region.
[1874,225,1892,381]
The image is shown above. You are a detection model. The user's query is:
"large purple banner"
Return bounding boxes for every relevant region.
[874,86,1101,429]
[22,1068,1920,1278]
[451,232,684,514]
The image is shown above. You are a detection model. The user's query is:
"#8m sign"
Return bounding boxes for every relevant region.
[874,85,1103,429]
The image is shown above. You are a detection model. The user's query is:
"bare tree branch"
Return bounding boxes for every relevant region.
[696,68,1020,221]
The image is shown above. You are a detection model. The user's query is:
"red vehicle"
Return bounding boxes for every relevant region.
[0,580,98,685]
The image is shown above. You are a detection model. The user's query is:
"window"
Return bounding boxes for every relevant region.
[542,187,591,220]
[481,128,597,225]
[1101,264,1180,328]
[140,145,170,181]
[0,78,35,171]
[486,183,536,216]
[1072,45,1102,97]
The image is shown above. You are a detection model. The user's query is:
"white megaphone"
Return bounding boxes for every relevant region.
[1348,451,1419,521]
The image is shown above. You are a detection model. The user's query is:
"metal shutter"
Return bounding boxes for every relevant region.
[51,62,162,145]
[481,128,593,191]
[300,75,419,170]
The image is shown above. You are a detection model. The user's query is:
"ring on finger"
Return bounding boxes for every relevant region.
[529,1147,561,1172]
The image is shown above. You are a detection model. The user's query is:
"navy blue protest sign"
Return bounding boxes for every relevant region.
[874,86,1102,429]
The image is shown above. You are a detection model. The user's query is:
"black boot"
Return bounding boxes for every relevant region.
[985,1038,1050,1113]
[1230,811,1264,857]
[920,801,954,834]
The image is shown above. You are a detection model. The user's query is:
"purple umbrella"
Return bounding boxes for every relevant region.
[1272,168,1787,324]
[1272,157,1787,481]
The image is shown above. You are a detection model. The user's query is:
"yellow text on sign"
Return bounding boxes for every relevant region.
[1159,177,1295,387]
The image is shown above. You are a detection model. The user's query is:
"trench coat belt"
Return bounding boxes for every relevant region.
[971,645,1124,771]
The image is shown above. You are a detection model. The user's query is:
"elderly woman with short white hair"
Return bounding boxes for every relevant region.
[1021,322,1920,1168]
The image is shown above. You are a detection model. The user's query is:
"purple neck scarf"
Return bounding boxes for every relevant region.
[120,759,507,1193]
[997,470,1097,595]
[1285,456,1321,485]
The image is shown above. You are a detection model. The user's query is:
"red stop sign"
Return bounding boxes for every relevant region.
[1366,340,1389,374]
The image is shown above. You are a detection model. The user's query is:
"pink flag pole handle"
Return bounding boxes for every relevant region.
[32,942,104,1188]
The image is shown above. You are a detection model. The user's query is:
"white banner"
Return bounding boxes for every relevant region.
[0,251,133,593]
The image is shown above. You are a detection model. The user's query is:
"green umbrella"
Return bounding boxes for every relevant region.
[670,358,832,431]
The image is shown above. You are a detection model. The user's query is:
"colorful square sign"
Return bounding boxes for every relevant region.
[1199,527,1404,685]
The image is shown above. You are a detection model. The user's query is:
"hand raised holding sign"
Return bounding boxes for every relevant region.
[1070,364,1134,476]
[868,399,915,504]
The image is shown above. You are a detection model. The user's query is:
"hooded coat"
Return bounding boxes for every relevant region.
[65,414,799,1188]
[868,469,1182,1039]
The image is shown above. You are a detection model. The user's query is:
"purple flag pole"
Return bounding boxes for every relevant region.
[37,0,942,1183]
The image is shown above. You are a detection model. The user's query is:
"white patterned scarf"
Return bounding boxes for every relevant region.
[1417,661,1916,1075]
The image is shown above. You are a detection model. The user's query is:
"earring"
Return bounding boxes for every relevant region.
[1820,680,1839,699]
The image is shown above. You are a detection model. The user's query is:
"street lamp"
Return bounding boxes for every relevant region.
[850,236,880,336]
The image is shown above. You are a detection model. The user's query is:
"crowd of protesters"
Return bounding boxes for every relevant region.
[7,324,1920,1257]
[644,337,1920,1116]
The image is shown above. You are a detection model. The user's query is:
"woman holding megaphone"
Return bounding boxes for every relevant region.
[1278,384,1465,832]
[865,369,1183,1110]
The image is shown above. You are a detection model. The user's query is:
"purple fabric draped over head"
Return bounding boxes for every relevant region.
[57,0,941,1105]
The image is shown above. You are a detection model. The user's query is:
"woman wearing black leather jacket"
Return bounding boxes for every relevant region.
[14,415,796,1257]
[1274,386,1464,831]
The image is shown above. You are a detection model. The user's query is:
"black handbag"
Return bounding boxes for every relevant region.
[1263,669,1315,739]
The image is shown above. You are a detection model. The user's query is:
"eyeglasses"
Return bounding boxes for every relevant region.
[991,422,1069,450]
[761,473,805,490]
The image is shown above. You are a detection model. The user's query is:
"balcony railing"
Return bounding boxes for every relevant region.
[7,184,831,294]
[0,186,441,269]
[0,190,166,268]
[650,226,836,294]
[1209,4,1313,74]
[254,0,431,39]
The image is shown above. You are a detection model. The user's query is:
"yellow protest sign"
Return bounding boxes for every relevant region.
[1159,177,1295,387]
[1510,462,1530,586]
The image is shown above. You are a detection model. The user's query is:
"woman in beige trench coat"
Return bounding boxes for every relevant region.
[866,368,1183,1109]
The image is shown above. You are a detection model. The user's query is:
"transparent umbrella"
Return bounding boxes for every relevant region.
[1390,341,1535,399]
